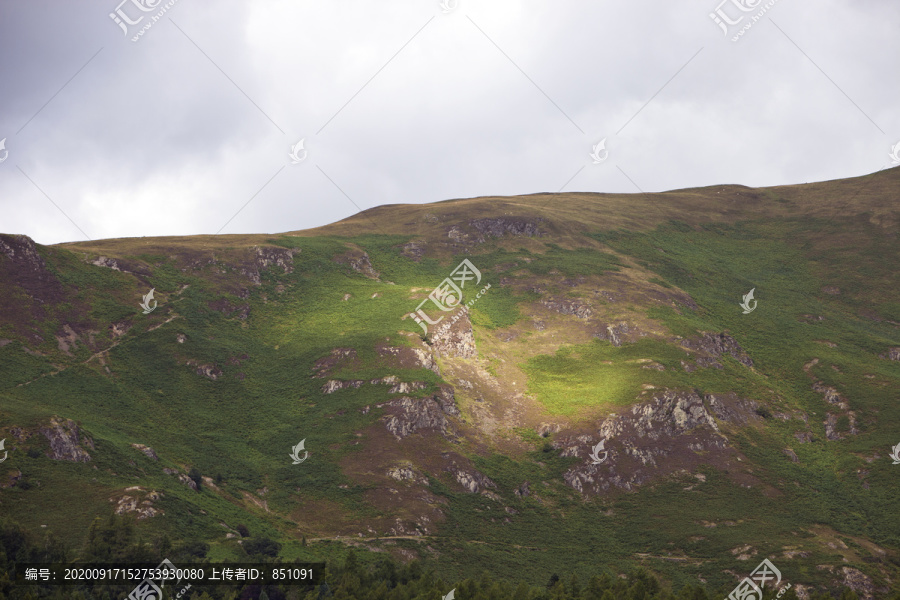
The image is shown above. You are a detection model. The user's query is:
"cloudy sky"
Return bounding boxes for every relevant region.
[0,1,897,245]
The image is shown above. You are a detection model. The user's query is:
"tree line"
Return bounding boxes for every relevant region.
[0,516,888,599]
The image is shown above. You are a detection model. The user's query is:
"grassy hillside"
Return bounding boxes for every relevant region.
[0,167,898,598]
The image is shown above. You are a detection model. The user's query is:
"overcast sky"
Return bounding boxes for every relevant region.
[0,1,898,245]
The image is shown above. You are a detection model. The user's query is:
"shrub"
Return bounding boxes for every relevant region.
[243,537,280,558]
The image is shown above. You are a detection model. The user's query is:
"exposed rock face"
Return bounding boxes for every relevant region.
[321,379,364,394]
[131,443,159,460]
[469,217,543,239]
[537,423,561,437]
[558,390,760,494]
[178,473,199,491]
[879,347,900,361]
[813,382,848,409]
[375,343,440,375]
[40,417,92,462]
[446,217,543,246]
[380,393,455,440]
[185,359,222,380]
[113,488,163,519]
[335,247,380,280]
[595,322,641,347]
[240,246,297,285]
[91,256,123,271]
[387,381,427,394]
[840,566,875,600]
[433,385,461,417]
[444,459,497,494]
[430,307,477,358]
[387,464,429,485]
[540,297,592,319]
[681,332,753,367]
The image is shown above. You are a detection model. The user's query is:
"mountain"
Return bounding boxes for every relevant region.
[1,167,898,598]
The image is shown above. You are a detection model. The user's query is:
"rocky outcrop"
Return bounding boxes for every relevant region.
[454,468,497,494]
[178,473,199,491]
[379,387,458,440]
[469,217,543,239]
[558,390,761,494]
[387,464,429,485]
[433,385,461,417]
[40,417,92,462]
[447,217,543,246]
[185,359,222,380]
[131,443,159,460]
[113,487,163,519]
[380,393,455,439]
[540,297,592,319]
[321,379,364,394]
[879,347,900,361]
[389,381,427,394]
[812,382,848,409]
[240,246,297,285]
[595,322,641,347]
[443,458,497,495]
[681,332,753,367]
[839,566,875,600]
[334,247,380,280]
[91,256,123,271]
[376,343,441,375]
[430,307,477,358]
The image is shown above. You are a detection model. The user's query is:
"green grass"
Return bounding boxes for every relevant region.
[1,179,899,595]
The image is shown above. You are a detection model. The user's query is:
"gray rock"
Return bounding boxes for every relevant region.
[430,307,477,358]
[40,417,91,462]
[681,332,753,367]
[540,297,593,319]
[382,396,451,439]
[131,443,159,461]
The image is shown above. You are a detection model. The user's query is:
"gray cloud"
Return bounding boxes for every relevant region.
[0,0,897,244]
